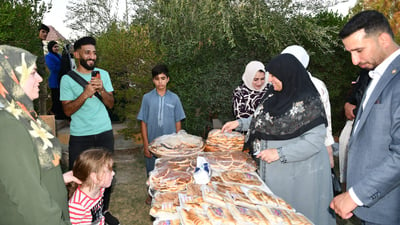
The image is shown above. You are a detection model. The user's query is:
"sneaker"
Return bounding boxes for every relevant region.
[104,211,120,225]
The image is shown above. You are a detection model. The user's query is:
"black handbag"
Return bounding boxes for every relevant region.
[331,168,342,196]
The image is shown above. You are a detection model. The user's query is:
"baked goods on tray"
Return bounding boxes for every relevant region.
[258,205,313,225]
[220,170,263,187]
[179,207,212,225]
[227,203,270,225]
[205,129,244,152]
[206,205,237,225]
[150,191,180,217]
[149,168,193,192]
[201,151,257,172]
[149,130,205,157]
[155,156,197,173]
[153,217,181,225]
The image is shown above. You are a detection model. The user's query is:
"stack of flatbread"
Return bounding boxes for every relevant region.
[201,151,257,172]
[220,170,263,187]
[205,129,244,152]
[149,168,193,192]
[149,130,205,157]
[155,156,197,173]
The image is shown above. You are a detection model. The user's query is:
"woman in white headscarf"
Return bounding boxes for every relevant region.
[232,61,271,119]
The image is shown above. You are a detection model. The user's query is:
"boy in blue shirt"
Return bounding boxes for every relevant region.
[137,64,186,204]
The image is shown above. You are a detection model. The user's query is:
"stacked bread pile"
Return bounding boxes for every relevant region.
[205,129,244,152]
[155,156,197,173]
[148,130,204,157]
[201,151,257,172]
[148,152,314,225]
[149,167,194,192]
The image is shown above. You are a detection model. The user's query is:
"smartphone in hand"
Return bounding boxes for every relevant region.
[91,70,100,78]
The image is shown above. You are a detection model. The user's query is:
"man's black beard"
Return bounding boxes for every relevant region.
[80,58,95,70]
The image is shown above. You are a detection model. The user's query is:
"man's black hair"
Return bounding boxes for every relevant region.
[73,36,96,51]
[38,23,50,32]
[339,10,394,39]
[151,64,169,78]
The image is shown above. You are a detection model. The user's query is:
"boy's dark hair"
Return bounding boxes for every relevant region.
[339,10,394,40]
[73,36,96,51]
[152,64,169,78]
[38,23,50,32]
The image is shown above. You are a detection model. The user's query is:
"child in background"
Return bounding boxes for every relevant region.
[68,149,115,225]
[137,64,186,204]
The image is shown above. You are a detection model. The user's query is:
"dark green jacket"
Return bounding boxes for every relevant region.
[0,111,71,225]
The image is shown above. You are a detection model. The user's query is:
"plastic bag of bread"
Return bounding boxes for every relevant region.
[220,170,263,187]
[241,186,293,211]
[227,203,270,225]
[153,218,180,225]
[200,151,257,172]
[205,129,244,152]
[155,156,197,173]
[149,130,205,157]
[150,191,180,217]
[179,193,208,212]
[258,205,314,225]
[205,204,237,225]
[226,191,256,210]
[201,185,230,208]
[179,184,206,209]
[210,182,257,210]
[149,167,193,192]
[179,207,212,225]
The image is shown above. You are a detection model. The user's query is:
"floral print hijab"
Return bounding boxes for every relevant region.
[0,45,61,169]
[245,54,326,154]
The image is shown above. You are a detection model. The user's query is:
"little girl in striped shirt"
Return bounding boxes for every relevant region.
[68,149,115,225]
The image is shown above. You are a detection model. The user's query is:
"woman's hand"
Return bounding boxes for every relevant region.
[63,170,82,185]
[256,148,280,163]
[221,120,239,133]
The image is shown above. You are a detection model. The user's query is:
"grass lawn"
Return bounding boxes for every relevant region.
[109,148,153,225]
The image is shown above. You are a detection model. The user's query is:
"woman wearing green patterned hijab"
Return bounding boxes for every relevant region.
[0,45,78,225]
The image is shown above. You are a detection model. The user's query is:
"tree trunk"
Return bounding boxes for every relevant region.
[38,81,48,115]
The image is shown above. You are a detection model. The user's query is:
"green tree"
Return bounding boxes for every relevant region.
[95,23,163,136]
[307,11,359,135]
[132,0,342,137]
[0,0,49,115]
[0,0,48,54]
[65,0,120,38]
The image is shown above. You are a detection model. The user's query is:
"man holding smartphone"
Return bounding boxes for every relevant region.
[60,36,119,225]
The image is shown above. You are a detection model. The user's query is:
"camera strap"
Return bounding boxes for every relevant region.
[66,70,104,103]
